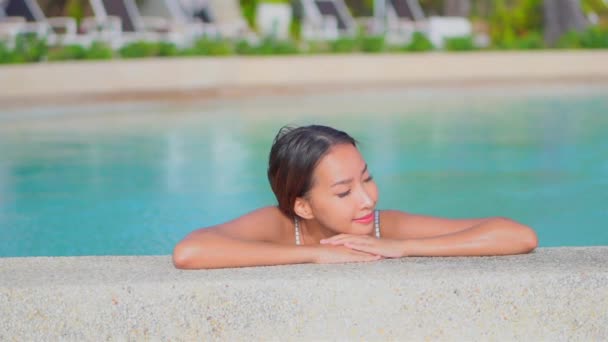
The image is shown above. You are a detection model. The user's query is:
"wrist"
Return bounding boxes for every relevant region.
[297,245,321,264]
[400,239,413,257]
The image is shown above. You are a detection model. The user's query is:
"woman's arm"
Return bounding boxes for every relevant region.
[173,206,307,269]
[399,216,538,256]
[173,232,314,269]
[173,206,380,269]
[321,212,538,257]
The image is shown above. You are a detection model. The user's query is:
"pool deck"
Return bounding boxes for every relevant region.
[1,51,608,105]
[1,247,607,340]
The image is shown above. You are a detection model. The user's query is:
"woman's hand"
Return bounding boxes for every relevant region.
[312,245,383,264]
[320,234,406,258]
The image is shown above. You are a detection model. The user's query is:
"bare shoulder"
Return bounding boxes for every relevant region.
[186,206,293,243]
[379,209,494,239]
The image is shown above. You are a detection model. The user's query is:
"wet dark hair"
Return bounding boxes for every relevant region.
[267,125,357,218]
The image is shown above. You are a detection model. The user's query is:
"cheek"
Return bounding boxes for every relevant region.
[310,194,354,225]
[318,195,351,217]
[368,181,379,203]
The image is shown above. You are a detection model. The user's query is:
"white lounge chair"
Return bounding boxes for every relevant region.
[139,0,215,40]
[83,0,192,48]
[0,15,26,48]
[383,0,427,44]
[3,0,87,46]
[379,0,472,47]
[176,0,212,23]
[426,16,472,49]
[300,0,357,41]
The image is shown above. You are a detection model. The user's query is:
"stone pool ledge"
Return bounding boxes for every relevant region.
[1,51,608,103]
[1,247,606,340]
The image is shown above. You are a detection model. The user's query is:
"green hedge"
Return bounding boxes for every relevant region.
[444,36,476,51]
[557,26,608,49]
[181,39,233,56]
[404,32,435,52]
[239,38,299,55]
[47,42,114,61]
[493,31,545,50]
[1,27,607,65]
[1,34,47,63]
[320,35,386,53]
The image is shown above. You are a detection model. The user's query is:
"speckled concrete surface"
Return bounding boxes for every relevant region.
[1,247,607,341]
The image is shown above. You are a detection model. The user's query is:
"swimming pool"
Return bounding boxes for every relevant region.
[1,84,607,257]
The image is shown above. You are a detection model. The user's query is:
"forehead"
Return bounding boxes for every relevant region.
[313,144,366,185]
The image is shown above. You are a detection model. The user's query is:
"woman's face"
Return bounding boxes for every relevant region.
[306,143,379,235]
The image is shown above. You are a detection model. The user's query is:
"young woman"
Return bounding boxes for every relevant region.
[173,125,538,269]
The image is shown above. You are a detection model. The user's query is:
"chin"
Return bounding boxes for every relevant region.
[348,223,375,235]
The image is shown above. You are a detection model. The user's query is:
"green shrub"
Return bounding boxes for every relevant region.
[304,41,329,54]
[0,42,14,64]
[237,38,299,55]
[404,32,434,52]
[85,41,114,60]
[444,35,476,51]
[260,38,299,54]
[234,39,257,55]
[494,31,544,50]
[360,35,385,53]
[119,41,161,58]
[577,26,608,48]
[556,26,608,49]
[0,35,48,64]
[581,27,608,48]
[557,31,584,48]
[157,42,179,56]
[249,39,277,55]
[12,34,47,62]
[47,44,88,61]
[182,38,233,56]
[329,37,359,53]
[513,32,544,49]
[118,41,178,58]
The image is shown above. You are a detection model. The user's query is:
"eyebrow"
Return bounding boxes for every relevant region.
[331,164,368,187]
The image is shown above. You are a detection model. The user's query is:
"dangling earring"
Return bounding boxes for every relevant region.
[294,216,302,246]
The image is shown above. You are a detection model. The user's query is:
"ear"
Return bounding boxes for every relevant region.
[294,197,314,220]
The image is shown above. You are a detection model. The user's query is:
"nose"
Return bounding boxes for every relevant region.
[358,186,374,209]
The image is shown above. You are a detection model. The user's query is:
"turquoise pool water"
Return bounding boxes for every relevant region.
[1,84,607,257]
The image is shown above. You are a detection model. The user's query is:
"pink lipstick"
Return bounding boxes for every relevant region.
[353,212,374,224]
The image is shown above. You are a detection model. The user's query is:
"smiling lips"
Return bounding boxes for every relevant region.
[353,212,374,224]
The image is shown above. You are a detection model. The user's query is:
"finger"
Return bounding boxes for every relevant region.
[344,239,374,247]
[331,236,374,247]
[347,248,376,257]
[344,242,382,255]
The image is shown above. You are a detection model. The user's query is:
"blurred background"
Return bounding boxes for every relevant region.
[1,0,607,62]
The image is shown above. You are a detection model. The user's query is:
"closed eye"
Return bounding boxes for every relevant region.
[337,190,351,198]
[364,175,374,182]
